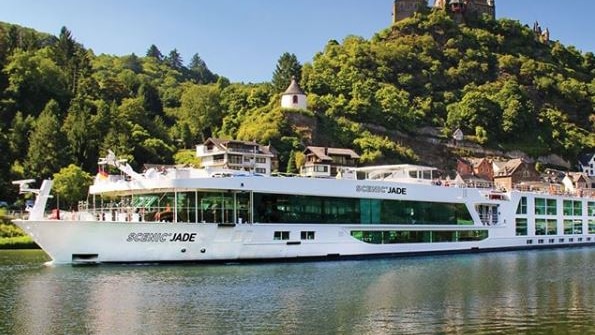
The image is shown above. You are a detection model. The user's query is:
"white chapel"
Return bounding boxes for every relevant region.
[281,77,307,110]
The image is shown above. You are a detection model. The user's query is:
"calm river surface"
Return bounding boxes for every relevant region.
[1,248,594,335]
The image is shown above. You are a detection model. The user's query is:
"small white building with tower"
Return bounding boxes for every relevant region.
[281,77,307,110]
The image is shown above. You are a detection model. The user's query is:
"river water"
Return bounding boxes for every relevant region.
[1,248,594,335]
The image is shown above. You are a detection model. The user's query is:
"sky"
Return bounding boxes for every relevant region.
[1,0,594,83]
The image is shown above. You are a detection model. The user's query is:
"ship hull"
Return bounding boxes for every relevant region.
[14,219,594,265]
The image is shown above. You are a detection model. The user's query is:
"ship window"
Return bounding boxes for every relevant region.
[301,231,315,240]
[516,197,527,215]
[350,230,488,244]
[563,200,583,216]
[253,193,473,225]
[535,198,557,215]
[535,218,557,235]
[564,219,583,235]
[588,202,595,216]
[534,198,545,215]
[274,231,290,240]
[515,218,527,236]
[546,199,557,215]
[198,192,243,224]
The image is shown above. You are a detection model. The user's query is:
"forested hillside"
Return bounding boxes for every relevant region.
[300,10,594,162]
[0,10,594,203]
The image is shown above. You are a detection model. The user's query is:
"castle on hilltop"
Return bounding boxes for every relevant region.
[393,0,496,23]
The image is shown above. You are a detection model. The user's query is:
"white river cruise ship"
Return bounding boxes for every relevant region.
[13,152,595,265]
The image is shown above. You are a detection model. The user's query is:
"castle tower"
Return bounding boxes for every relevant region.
[281,77,307,110]
[393,0,427,23]
[449,0,466,14]
[448,0,466,23]
[465,0,496,19]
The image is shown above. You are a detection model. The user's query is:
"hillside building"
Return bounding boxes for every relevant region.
[281,77,307,110]
[392,0,427,23]
[392,0,496,24]
[196,138,278,175]
[562,172,595,196]
[578,153,595,177]
[493,158,540,191]
[300,146,360,178]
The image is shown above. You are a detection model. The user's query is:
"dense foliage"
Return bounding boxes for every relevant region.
[302,11,594,160]
[0,10,594,204]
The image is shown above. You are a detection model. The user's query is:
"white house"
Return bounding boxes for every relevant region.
[196,138,277,175]
[578,153,595,177]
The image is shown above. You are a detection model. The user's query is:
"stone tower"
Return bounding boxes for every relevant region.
[465,0,496,19]
[393,0,427,23]
[393,0,496,24]
[432,0,496,20]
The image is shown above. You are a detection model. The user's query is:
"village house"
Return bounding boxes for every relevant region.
[578,153,595,177]
[301,146,360,178]
[196,138,278,175]
[492,158,541,191]
[455,157,494,188]
[562,172,595,197]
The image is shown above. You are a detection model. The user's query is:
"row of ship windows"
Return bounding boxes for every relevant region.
[273,230,489,244]
[274,231,315,241]
[526,237,592,245]
[515,218,595,236]
[517,198,595,216]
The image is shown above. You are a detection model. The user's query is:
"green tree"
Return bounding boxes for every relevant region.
[0,126,11,200]
[178,84,221,142]
[188,53,215,84]
[146,44,163,61]
[62,97,98,171]
[138,82,164,118]
[446,90,502,142]
[52,164,93,209]
[272,52,302,93]
[173,149,201,167]
[171,121,193,149]
[286,150,297,174]
[166,49,183,71]
[8,111,34,162]
[51,26,91,95]
[25,100,70,179]
[4,48,69,116]
[122,53,142,73]
[5,25,21,53]
[374,84,415,129]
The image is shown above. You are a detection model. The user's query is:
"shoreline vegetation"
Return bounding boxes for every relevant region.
[0,212,39,249]
[0,236,39,249]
